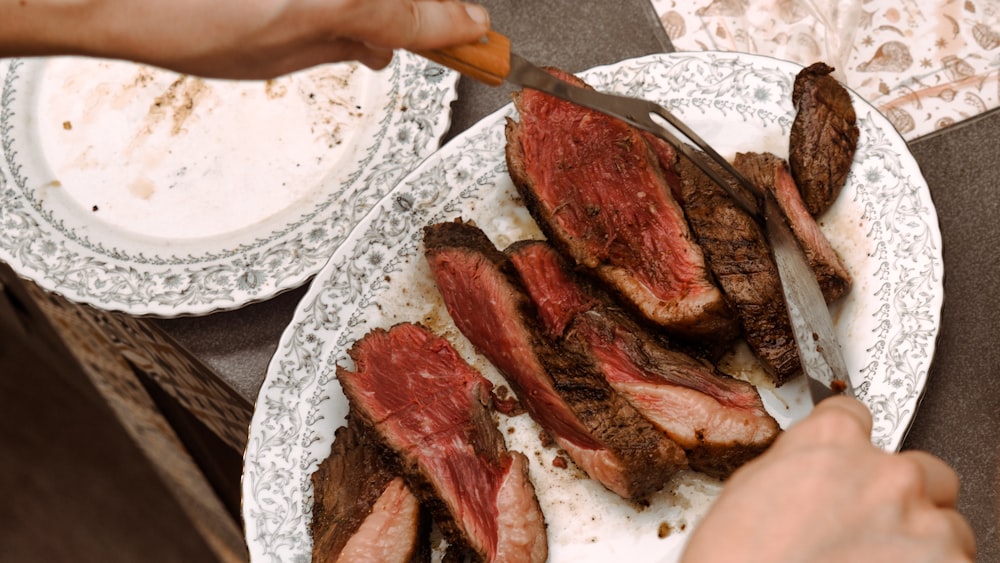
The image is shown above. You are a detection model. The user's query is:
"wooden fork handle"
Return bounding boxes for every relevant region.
[414,30,512,86]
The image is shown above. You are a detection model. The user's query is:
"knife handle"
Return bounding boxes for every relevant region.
[413,30,511,86]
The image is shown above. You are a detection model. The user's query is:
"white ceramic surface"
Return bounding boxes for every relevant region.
[0,53,458,316]
[243,52,943,562]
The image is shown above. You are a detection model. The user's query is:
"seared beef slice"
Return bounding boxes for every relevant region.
[675,151,851,385]
[507,240,779,478]
[734,152,852,303]
[789,62,858,217]
[424,220,687,502]
[675,156,800,385]
[336,323,547,563]
[505,68,735,341]
[311,417,429,563]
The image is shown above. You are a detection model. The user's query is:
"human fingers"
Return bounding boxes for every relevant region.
[206,38,390,80]
[286,39,394,71]
[944,508,978,559]
[898,449,961,508]
[879,450,973,557]
[811,395,873,430]
[941,508,978,559]
[773,396,873,452]
[356,47,394,70]
[906,505,977,561]
[337,0,490,51]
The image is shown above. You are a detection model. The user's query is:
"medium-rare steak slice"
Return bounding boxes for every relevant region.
[504,68,736,341]
[734,152,852,303]
[675,156,800,385]
[336,323,547,563]
[789,62,859,217]
[507,240,780,478]
[424,219,688,502]
[310,416,429,563]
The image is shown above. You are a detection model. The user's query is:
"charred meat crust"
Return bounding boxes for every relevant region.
[733,152,852,304]
[310,415,430,563]
[507,240,780,478]
[424,220,601,450]
[337,322,548,563]
[424,219,688,502]
[504,68,736,341]
[673,150,852,385]
[789,62,859,217]
[675,156,801,385]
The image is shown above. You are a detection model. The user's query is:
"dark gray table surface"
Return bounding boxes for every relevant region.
[153,1,999,559]
[900,109,1000,561]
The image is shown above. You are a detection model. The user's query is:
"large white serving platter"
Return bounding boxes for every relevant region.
[0,52,457,316]
[243,51,943,562]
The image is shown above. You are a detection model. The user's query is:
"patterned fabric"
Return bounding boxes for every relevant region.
[651,0,1000,139]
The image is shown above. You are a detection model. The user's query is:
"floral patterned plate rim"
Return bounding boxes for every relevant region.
[242,51,942,562]
[0,53,458,317]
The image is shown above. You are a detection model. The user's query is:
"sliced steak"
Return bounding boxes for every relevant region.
[734,152,852,303]
[507,240,780,478]
[311,416,429,563]
[336,323,547,563]
[424,219,688,502]
[505,68,735,341]
[675,156,800,385]
[789,62,859,217]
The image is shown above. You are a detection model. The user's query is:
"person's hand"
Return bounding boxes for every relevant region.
[681,396,975,562]
[2,0,490,79]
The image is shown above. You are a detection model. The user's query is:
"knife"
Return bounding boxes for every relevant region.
[417,32,853,402]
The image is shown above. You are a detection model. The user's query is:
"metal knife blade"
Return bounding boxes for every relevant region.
[763,197,853,401]
[418,33,853,402]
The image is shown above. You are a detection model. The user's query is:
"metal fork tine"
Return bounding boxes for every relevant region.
[637,112,760,217]
[644,105,764,216]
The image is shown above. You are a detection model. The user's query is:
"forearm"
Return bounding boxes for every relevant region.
[0,0,278,64]
[0,0,489,81]
[0,0,104,57]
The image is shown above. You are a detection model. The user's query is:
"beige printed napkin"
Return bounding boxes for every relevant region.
[651,0,1000,139]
